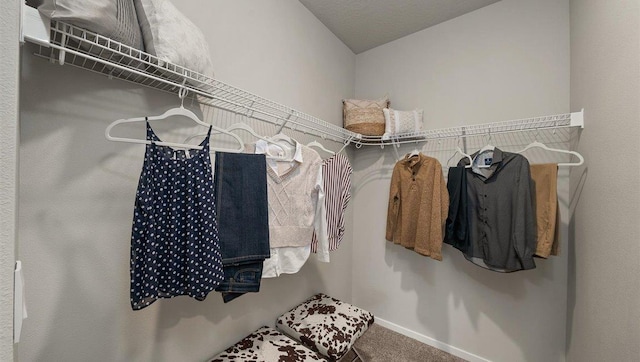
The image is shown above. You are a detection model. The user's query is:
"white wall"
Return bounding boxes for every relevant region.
[1,0,20,360]
[568,0,640,361]
[352,0,571,361]
[16,1,640,361]
[17,1,355,361]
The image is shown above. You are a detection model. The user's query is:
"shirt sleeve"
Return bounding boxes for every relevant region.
[426,160,448,261]
[514,157,537,270]
[341,161,353,209]
[314,166,330,262]
[438,163,450,240]
[385,164,401,241]
[336,161,353,245]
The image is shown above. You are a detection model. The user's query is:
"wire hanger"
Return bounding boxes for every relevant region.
[517,130,584,167]
[447,138,473,168]
[106,86,244,152]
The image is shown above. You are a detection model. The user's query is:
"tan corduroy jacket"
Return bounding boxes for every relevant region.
[386,153,449,260]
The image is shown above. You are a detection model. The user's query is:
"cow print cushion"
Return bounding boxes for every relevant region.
[209,326,327,362]
[276,294,374,360]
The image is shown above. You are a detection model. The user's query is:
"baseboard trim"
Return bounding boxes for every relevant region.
[373,317,490,362]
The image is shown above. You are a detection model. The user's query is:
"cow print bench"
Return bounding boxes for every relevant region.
[209,326,325,362]
[276,294,374,361]
[209,294,374,362]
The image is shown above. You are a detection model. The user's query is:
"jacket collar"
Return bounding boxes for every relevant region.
[255,140,304,183]
[469,147,505,180]
[255,139,303,162]
[292,142,303,162]
[470,147,504,166]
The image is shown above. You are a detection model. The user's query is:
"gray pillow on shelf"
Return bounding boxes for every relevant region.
[133,0,215,82]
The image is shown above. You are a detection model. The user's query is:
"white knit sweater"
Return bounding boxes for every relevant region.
[254,140,329,264]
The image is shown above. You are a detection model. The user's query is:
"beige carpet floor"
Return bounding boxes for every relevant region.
[351,324,467,362]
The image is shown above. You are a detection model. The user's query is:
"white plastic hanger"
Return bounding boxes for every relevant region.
[472,132,496,168]
[392,138,403,161]
[105,87,244,153]
[227,122,271,142]
[337,135,356,154]
[447,138,473,168]
[477,131,495,154]
[269,132,296,147]
[408,141,421,158]
[307,140,335,156]
[225,122,292,160]
[517,135,584,167]
[184,120,285,155]
[262,131,297,161]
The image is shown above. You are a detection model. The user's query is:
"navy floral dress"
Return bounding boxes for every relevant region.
[130,122,224,310]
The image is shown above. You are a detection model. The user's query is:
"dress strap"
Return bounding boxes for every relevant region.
[145,118,156,144]
[202,125,213,152]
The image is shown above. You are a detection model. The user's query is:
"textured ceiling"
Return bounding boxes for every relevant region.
[299,0,501,54]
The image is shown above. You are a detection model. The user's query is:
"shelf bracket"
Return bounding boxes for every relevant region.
[276,111,295,134]
[570,108,585,128]
[21,4,51,47]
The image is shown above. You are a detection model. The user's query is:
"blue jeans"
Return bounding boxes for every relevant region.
[217,262,264,303]
[213,152,270,303]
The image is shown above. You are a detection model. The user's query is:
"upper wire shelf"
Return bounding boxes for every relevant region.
[21,7,584,148]
[26,19,359,144]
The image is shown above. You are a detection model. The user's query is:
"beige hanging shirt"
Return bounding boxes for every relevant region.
[530,163,560,258]
[386,153,449,260]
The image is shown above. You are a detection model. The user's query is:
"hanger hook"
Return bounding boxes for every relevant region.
[338,135,354,154]
[178,79,188,107]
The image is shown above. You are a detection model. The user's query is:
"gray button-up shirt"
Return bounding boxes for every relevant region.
[457,147,536,272]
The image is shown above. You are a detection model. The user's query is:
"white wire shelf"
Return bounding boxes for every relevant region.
[21,6,584,148]
[357,111,584,147]
[24,16,359,144]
